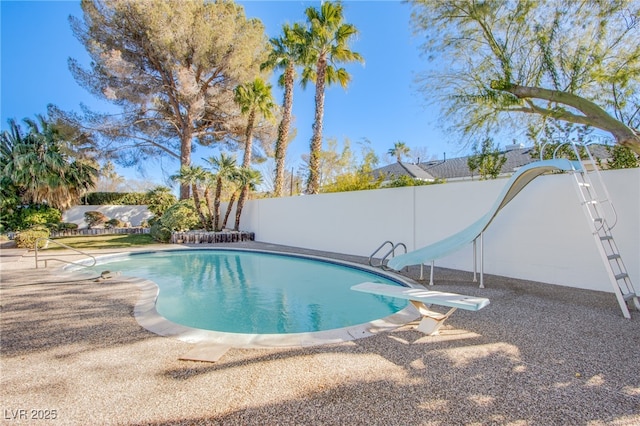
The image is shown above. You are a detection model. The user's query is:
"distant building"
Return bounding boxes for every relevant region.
[372,144,613,182]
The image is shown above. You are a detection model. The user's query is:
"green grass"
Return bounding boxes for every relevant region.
[52,234,156,250]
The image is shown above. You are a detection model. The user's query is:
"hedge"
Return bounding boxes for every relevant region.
[82,192,147,205]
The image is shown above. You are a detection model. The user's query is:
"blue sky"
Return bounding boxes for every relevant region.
[1,0,463,187]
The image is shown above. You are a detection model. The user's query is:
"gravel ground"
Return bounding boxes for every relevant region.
[1,242,639,425]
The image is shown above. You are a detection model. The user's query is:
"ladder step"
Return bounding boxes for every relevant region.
[582,200,598,205]
[577,182,591,187]
[615,273,629,281]
[600,235,613,241]
[623,292,637,301]
[607,254,621,260]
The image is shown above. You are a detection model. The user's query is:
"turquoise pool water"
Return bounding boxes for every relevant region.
[92,250,408,334]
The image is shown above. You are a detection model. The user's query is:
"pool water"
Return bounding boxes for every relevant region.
[92,250,408,334]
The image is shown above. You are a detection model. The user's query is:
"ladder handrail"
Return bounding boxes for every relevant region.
[546,140,618,230]
[35,238,97,269]
[380,242,407,271]
[572,141,619,229]
[369,240,394,267]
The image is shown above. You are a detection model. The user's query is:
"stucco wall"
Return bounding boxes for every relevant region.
[62,205,153,228]
[239,168,639,294]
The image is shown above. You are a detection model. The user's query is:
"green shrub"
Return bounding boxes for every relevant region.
[105,218,126,228]
[84,211,109,229]
[15,226,50,249]
[83,192,147,205]
[159,200,199,232]
[149,222,172,243]
[384,175,444,188]
[18,205,62,229]
[145,186,177,217]
[57,222,79,230]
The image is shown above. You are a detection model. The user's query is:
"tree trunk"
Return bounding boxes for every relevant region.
[222,191,237,229]
[234,184,248,231]
[274,64,295,197]
[242,110,256,168]
[306,56,327,194]
[191,184,209,230]
[203,187,214,231]
[179,132,192,200]
[501,83,640,154]
[213,177,222,231]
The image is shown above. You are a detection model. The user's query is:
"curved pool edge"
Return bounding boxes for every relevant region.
[133,274,419,348]
[76,247,422,348]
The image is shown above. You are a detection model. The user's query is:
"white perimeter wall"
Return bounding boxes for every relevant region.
[63,205,153,228]
[238,168,639,293]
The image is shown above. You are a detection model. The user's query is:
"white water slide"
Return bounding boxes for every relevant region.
[387,159,583,275]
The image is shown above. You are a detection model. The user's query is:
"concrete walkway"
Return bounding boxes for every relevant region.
[1,242,639,425]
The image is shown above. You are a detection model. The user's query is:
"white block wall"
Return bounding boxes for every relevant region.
[63,205,153,228]
[239,168,639,293]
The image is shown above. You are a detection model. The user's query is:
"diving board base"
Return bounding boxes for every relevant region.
[351,282,489,336]
[411,301,457,335]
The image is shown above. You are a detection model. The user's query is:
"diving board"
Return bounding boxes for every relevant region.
[386,159,583,286]
[352,282,490,335]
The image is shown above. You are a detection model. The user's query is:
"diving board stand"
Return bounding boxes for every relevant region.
[351,282,490,335]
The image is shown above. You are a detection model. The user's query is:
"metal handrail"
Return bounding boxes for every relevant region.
[34,238,97,269]
[380,242,407,271]
[571,141,618,229]
[369,241,394,267]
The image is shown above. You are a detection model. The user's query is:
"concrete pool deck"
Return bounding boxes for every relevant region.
[1,241,639,425]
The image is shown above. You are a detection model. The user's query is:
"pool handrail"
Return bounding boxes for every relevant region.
[34,238,97,269]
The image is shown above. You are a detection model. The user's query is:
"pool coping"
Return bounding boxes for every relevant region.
[79,246,422,349]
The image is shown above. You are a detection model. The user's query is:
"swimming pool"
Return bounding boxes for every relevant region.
[88,249,415,340]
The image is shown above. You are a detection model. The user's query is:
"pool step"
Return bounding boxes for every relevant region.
[179,343,231,363]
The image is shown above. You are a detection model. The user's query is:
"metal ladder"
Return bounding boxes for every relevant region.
[369,241,407,270]
[568,144,639,318]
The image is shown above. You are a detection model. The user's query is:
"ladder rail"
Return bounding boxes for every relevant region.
[35,238,97,269]
[569,142,619,229]
[565,141,638,318]
[368,241,394,267]
[380,242,407,271]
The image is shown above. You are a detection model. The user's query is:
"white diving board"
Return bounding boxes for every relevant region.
[351,282,490,335]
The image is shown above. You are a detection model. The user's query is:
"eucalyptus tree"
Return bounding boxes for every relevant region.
[298,1,364,194]
[262,23,306,197]
[388,141,411,162]
[410,0,640,154]
[63,0,270,199]
[204,153,238,231]
[1,116,98,211]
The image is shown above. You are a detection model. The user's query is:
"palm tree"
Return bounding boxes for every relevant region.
[204,153,238,231]
[388,141,410,162]
[171,165,210,230]
[299,1,363,194]
[233,167,263,231]
[261,23,305,197]
[1,116,98,211]
[234,77,274,227]
[234,77,275,168]
[221,171,241,231]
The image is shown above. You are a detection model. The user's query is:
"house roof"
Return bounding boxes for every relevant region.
[373,144,614,181]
